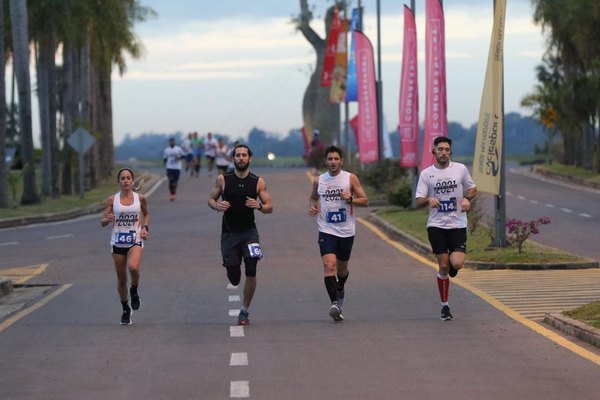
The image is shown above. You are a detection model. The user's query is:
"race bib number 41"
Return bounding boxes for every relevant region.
[115,231,135,245]
[327,209,347,223]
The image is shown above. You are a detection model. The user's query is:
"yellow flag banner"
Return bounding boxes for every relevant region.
[472,0,506,195]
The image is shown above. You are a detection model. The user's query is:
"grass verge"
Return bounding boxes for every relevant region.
[374,207,588,263]
[563,301,600,329]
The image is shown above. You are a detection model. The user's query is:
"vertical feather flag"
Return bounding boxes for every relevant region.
[354,31,379,164]
[399,5,419,167]
[472,0,506,195]
[420,0,447,171]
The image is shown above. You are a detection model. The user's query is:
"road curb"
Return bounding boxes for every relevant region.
[366,210,599,270]
[544,313,600,349]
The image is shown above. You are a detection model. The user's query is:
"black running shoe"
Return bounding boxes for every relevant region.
[441,305,453,321]
[121,308,132,325]
[130,287,141,310]
[449,263,458,278]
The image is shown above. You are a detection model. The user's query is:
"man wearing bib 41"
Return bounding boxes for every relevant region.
[309,145,369,322]
[208,144,273,325]
[101,168,150,325]
[415,136,477,321]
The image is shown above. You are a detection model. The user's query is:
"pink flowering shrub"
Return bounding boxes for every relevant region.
[506,216,551,253]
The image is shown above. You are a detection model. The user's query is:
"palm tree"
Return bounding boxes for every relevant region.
[9,0,39,205]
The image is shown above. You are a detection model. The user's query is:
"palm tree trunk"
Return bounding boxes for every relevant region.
[0,3,8,208]
[9,0,40,205]
[36,42,52,196]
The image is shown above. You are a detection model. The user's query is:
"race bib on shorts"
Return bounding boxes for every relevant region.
[438,197,457,213]
[327,209,347,223]
[114,231,135,246]
[247,243,263,259]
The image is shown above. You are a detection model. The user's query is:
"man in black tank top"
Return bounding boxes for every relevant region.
[208,145,273,325]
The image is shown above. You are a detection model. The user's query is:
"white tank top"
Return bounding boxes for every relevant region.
[110,192,143,247]
[317,170,355,238]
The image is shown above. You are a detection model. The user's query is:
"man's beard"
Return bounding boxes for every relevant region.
[235,161,249,171]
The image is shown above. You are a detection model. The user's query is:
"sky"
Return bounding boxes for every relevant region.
[109,0,546,145]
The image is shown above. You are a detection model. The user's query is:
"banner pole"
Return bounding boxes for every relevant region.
[492,0,507,246]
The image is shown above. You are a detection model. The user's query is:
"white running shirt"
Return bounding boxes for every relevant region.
[415,161,476,229]
[317,170,355,238]
[163,146,183,170]
[110,192,143,248]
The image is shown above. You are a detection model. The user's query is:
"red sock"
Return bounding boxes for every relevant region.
[437,274,449,303]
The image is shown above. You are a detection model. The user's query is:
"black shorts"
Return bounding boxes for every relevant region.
[221,227,261,267]
[427,227,467,255]
[166,168,180,183]
[318,232,355,261]
[111,243,142,255]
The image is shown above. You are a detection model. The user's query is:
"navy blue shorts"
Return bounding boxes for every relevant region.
[111,242,142,255]
[318,231,355,261]
[427,227,467,255]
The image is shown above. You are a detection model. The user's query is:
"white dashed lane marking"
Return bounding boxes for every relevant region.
[230,381,250,398]
[0,241,18,246]
[230,353,248,366]
[229,309,240,317]
[508,192,594,219]
[229,295,241,302]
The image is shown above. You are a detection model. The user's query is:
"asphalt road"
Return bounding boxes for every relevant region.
[478,166,600,262]
[1,167,599,399]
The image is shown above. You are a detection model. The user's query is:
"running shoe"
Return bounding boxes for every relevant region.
[130,287,141,310]
[120,308,132,325]
[238,310,250,325]
[441,305,453,321]
[337,286,345,307]
[169,194,176,201]
[329,303,344,322]
[449,263,458,278]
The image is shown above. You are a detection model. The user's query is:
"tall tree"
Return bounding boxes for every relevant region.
[9,0,39,204]
[529,0,600,170]
[296,0,346,147]
[86,0,154,182]
[0,1,8,208]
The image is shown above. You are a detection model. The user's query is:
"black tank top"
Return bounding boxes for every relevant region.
[222,171,259,233]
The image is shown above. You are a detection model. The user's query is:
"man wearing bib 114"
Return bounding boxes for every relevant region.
[309,145,369,322]
[415,136,477,321]
[101,168,150,325]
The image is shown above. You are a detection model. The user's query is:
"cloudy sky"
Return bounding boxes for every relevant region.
[111,0,545,144]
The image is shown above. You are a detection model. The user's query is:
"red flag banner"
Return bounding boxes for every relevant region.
[354,31,379,164]
[321,9,343,87]
[399,6,419,167]
[420,0,447,171]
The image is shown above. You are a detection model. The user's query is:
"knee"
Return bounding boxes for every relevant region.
[226,266,242,286]
[323,261,336,275]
